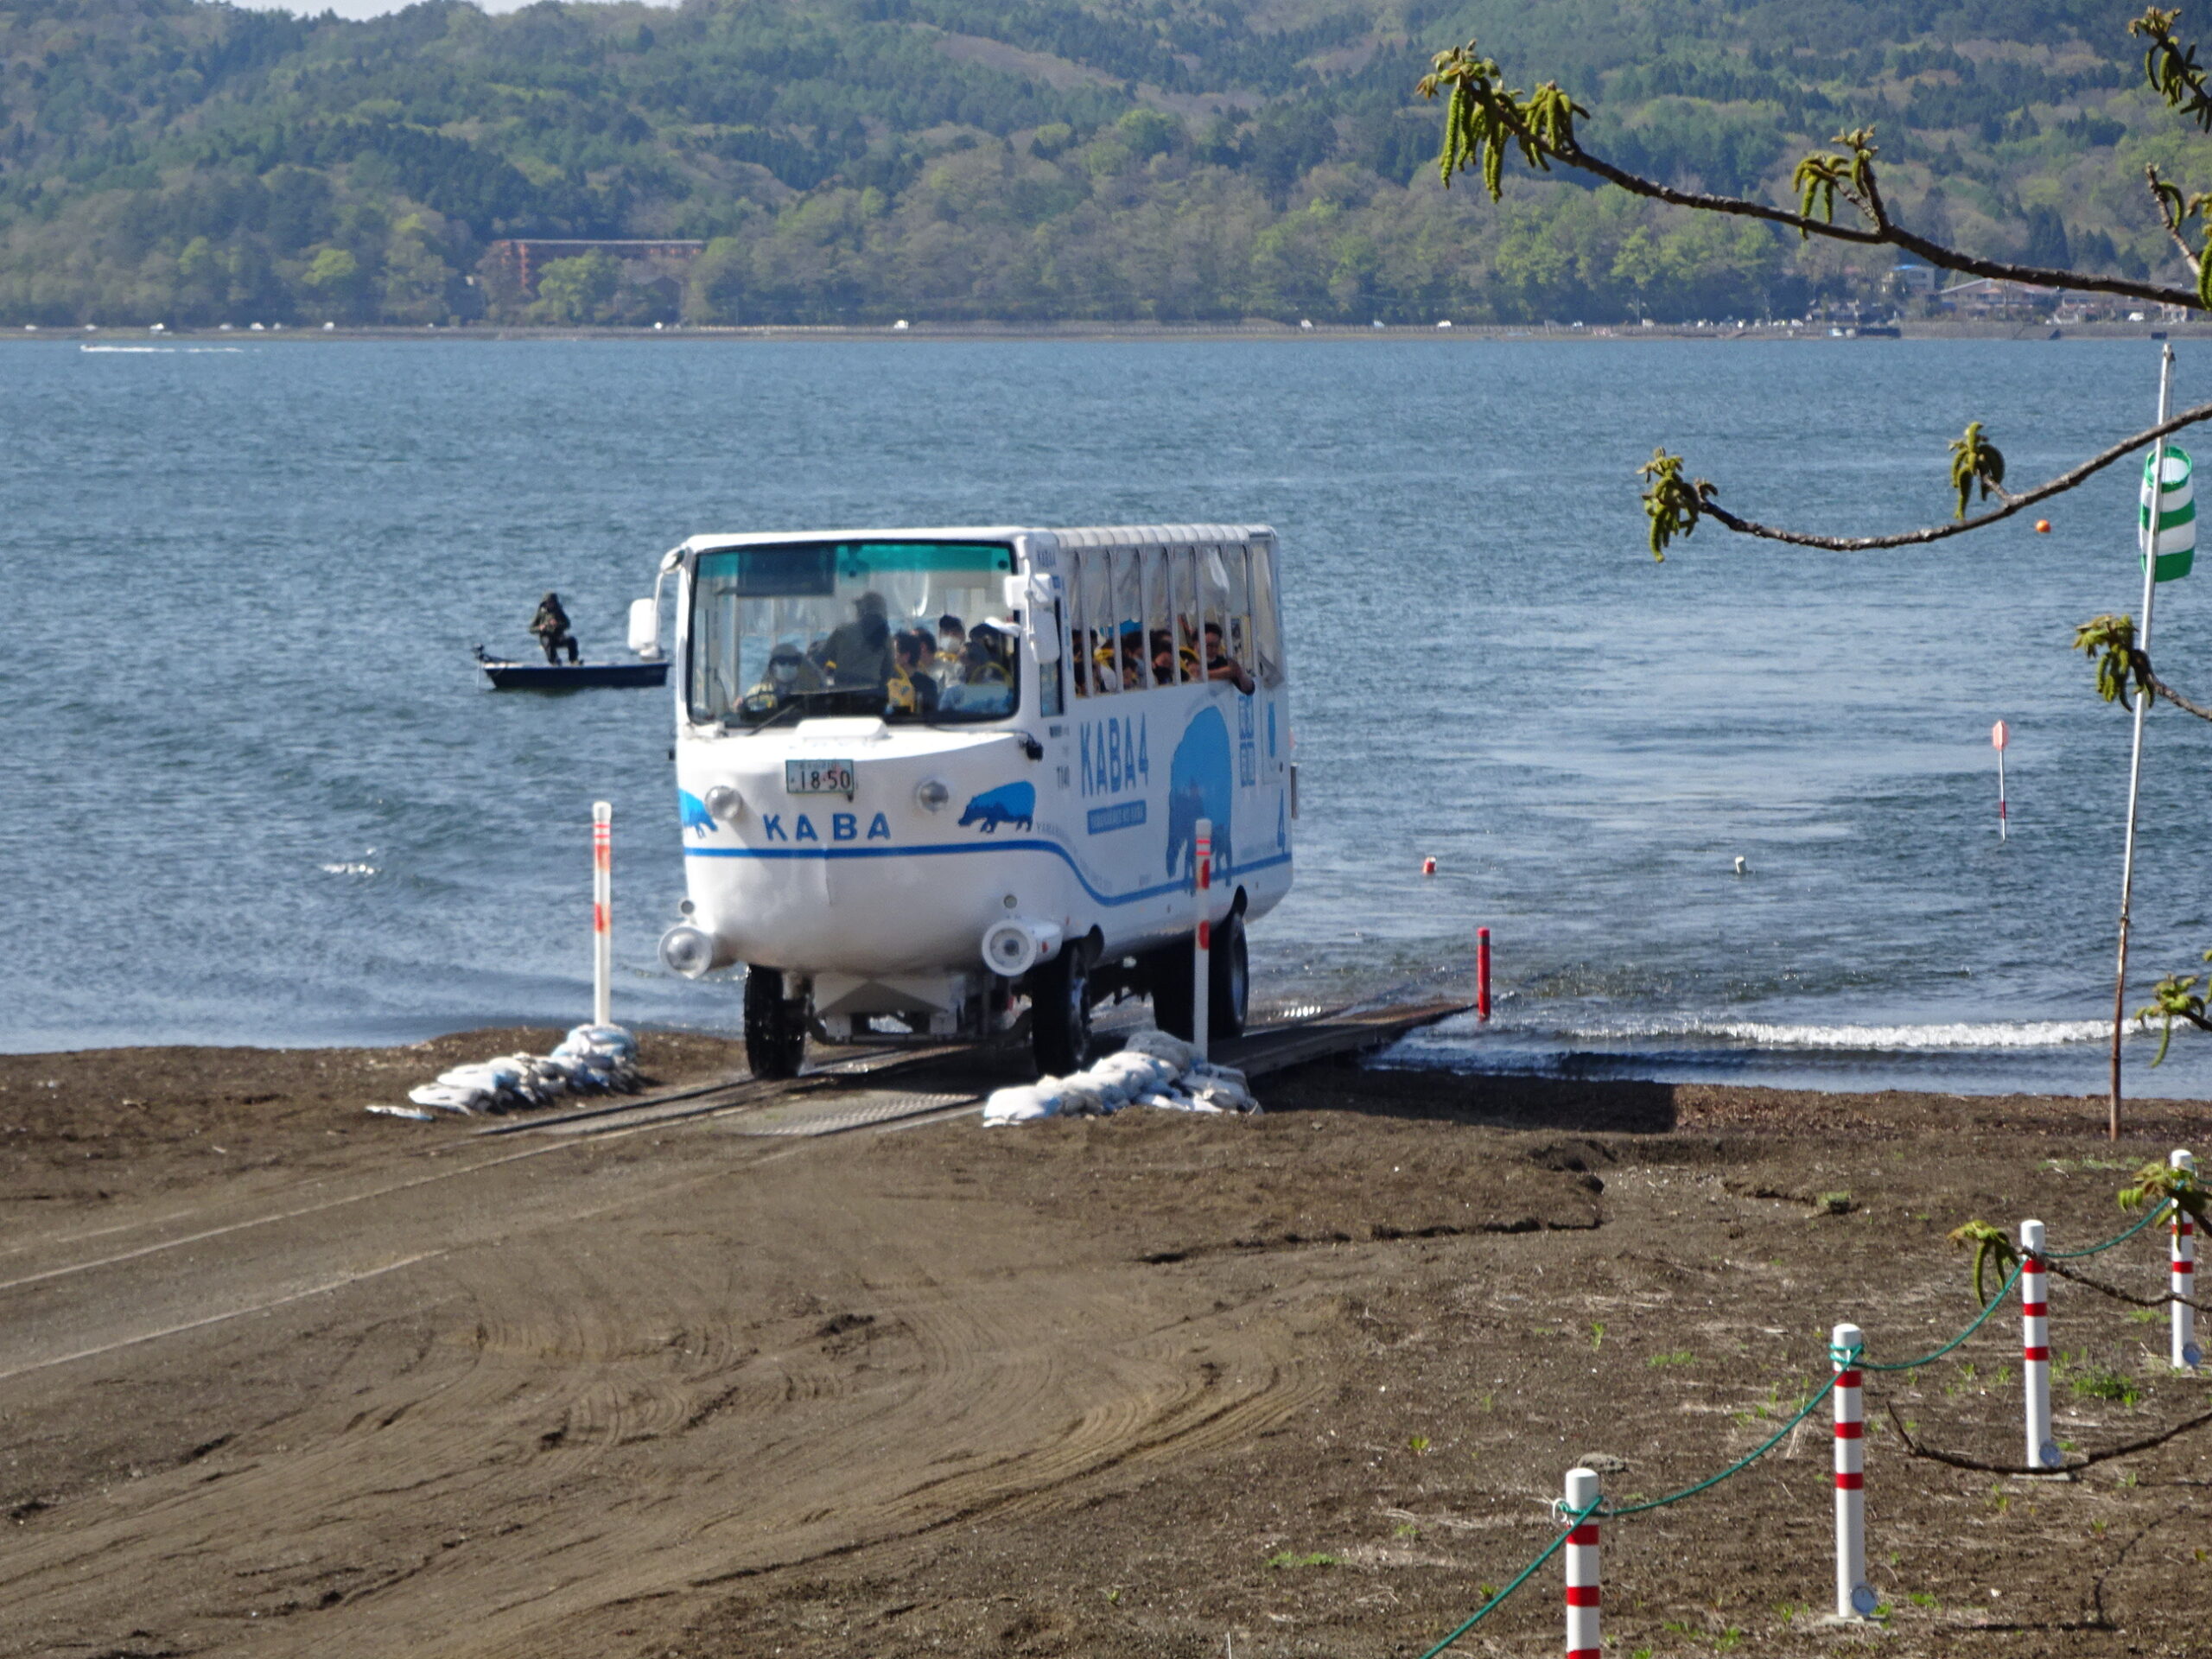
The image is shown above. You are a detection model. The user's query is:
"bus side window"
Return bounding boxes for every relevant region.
[1143,545,1171,691]
[1175,546,1199,684]
[1082,548,1116,694]
[1248,541,1285,687]
[1223,544,1253,673]
[1067,550,1089,697]
[1040,598,1065,716]
[1113,546,1144,691]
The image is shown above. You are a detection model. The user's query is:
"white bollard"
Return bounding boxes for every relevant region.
[1832,1322,1875,1618]
[2174,1151,2201,1370]
[2021,1220,2060,1469]
[592,801,613,1029]
[1562,1466,1600,1659]
[1191,817,1212,1063]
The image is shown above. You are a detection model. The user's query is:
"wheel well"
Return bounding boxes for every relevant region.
[1228,886,1249,921]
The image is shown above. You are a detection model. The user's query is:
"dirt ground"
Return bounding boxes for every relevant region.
[1,1034,2209,1658]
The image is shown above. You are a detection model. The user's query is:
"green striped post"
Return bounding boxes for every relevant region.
[2140,445,2195,582]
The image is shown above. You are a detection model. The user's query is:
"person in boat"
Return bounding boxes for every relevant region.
[1204,621,1255,694]
[529,592,579,664]
[823,591,896,690]
[746,641,823,710]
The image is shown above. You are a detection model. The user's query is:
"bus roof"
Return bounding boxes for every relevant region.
[677,524,1274,557]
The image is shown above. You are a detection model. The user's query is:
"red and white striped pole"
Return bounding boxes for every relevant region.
[1992,720,2009,842]
[2021,1219,2060,1469]
[1477,926,1492,1023]
[1192,817,1212,1062]
[1831,1321,1874,1618]
[2173,1150,2200,1370]
[592,800,613,1028]
[1562,1466,1600,1659]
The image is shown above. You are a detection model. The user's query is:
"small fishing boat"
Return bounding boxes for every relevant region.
[474,645,670,691]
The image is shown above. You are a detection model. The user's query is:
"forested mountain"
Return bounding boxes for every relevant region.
[0,0,2190,325]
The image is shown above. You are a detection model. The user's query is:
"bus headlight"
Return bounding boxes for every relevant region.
[659,924,717,979]
[704,785,745,825]
[915,778,950,812]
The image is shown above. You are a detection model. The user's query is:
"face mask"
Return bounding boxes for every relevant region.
[772,662,797,684]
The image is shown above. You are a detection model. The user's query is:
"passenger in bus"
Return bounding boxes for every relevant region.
[1117,627,1147,689]
[888,631,940,714]
[959,635,1011,686]
[969,621,1015,676]
[1151,629,1198,684]
[823,592,896,689]
[937,614,968,668]
[1204,622,1256,694]
[1089,631,1120,692]
[747,642,823,709]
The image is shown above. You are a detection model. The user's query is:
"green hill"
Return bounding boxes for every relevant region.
[0,0,2191,325]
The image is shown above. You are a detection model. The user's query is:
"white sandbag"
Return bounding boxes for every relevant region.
[983,1084,1058,1125]
[1123,1027,1197,1071]
[408,1083,486,1114]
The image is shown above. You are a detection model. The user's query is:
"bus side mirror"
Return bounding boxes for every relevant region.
[628,596,661,659]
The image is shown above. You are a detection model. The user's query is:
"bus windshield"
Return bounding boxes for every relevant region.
[688,541,1021,728]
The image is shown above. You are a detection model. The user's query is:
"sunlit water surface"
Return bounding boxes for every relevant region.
[6,336,2209,1096]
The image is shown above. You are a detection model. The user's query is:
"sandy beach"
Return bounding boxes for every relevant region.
[1,1033,2206,1657]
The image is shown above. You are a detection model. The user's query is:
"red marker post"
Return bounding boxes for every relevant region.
[1992,721,2010,841]
[591,801,613,1028]
[1192,817,1212,1062]
[1477,927,1492,1023]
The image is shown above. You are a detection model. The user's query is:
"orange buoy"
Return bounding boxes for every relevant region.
[2035,518,2051,533]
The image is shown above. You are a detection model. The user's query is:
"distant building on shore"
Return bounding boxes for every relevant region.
[486,238,704,296]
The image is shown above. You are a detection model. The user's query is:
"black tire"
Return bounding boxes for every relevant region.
[1208,911,1249,1040]
[1147,943,1195,1041]
[1029,945,1092,1077]
[744,965,807,1080]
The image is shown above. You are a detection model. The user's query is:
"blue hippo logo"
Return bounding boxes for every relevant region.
[959,781,1035,833]
[1164,707,1233,878]
[678,789,715,839]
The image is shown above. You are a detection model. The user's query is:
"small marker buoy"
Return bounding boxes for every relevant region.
[2034,519,2050,533]
[1733,855,1748,876]
[1421,855,1437,876]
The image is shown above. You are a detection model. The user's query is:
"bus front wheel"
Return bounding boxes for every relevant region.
[1030,945,1092,1077]
[744,965,808,1080]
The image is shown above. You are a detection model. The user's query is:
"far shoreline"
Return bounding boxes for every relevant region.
[14,318,2212,345]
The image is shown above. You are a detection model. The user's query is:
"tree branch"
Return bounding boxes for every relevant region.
[2147,664,2212,721]
[2145,163,2204,275]
[1885,1398,2212,1475]
[1549,143,2202,309]
[1692,398,2212,550]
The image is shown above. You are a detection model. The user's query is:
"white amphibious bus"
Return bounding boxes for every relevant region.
[639,525,1295,1078]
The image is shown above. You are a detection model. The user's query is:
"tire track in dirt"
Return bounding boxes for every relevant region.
[0,1123,1321,1659]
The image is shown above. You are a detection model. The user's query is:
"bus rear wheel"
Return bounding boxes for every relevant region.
[1029,945,1092,1077]
[1208,912,1249,1040]
[744,965,808,1080]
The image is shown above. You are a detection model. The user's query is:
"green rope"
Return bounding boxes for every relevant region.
[1414,1202,2169,1655]
[1859,1261,2024,1372]
[2047,1200,2171,1259]
[1600,1367,1845,1516]
[1414,1496,1600,1659]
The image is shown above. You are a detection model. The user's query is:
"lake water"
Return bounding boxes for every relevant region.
[7,334,2210,1097]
